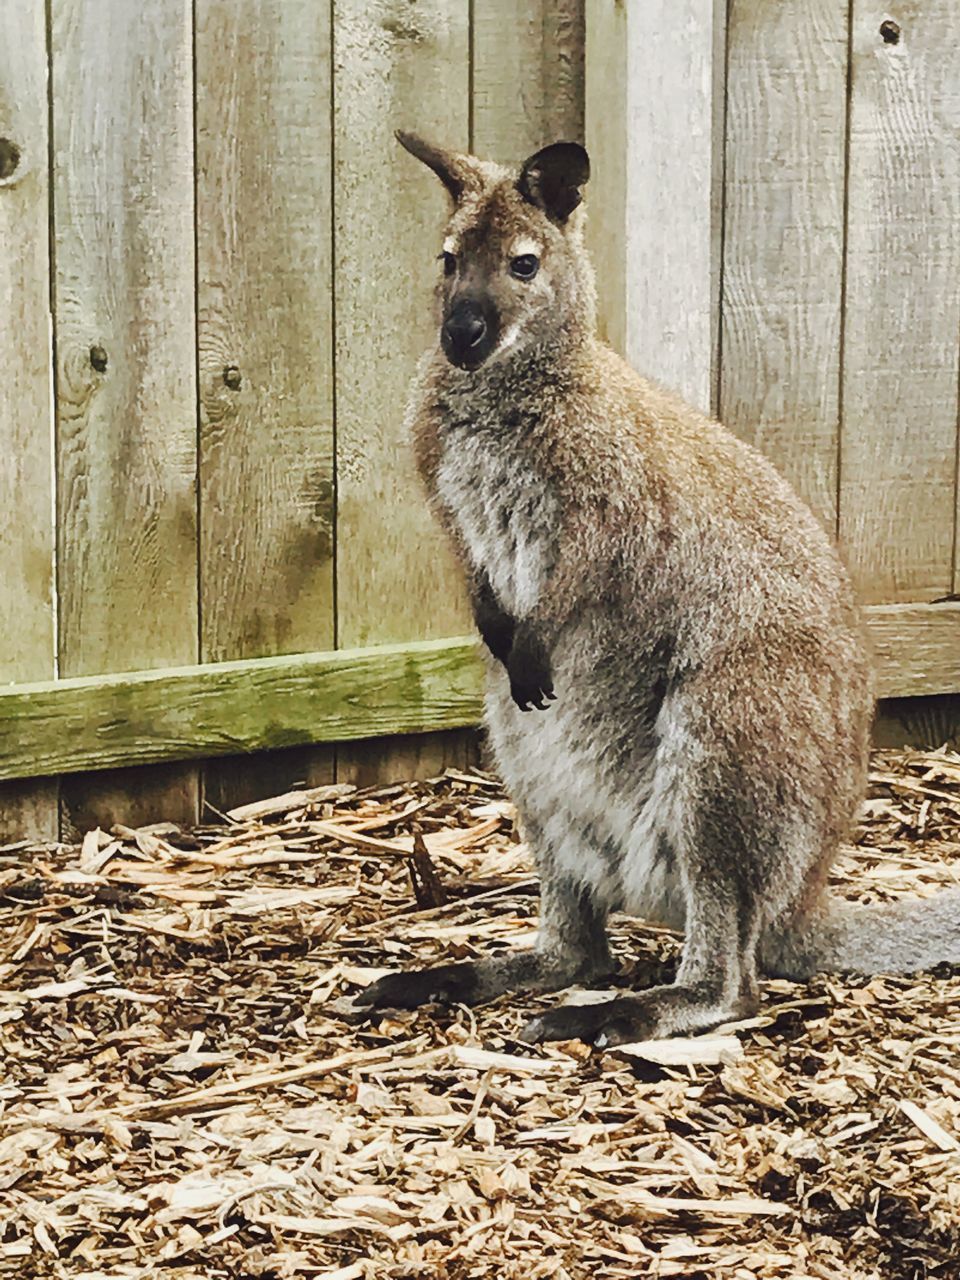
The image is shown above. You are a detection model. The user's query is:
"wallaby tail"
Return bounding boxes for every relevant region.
[761,888,960,981]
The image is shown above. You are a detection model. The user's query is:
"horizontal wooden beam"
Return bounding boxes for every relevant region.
[0,637,484,782]
[868,601,960,699]
[0,603,957,782]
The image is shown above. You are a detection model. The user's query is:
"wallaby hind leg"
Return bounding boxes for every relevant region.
[522,785,773,1046]
[355,818,613,1012]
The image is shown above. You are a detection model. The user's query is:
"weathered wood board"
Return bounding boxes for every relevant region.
[721,0,848,532]
[865,602,960,699]
[587,0,724,413]
[333,0,470,655]
[839,1,960,602]
[50,0,200,835]
[0,638,483,781]
[584,0,627,356]
[332,0,472,785]
[0,1,58,839]
[473,0,584,161]
[196,0,337,808]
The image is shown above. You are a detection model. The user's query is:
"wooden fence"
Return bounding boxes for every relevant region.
[1,0,959,840]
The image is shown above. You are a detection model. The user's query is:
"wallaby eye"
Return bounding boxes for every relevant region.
[441,251,457,277]
[510,253,539,281]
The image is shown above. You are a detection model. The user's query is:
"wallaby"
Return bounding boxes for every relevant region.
[356,133,960,1046]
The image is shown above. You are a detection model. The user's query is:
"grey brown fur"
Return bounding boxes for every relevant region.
[357,134,960,1046]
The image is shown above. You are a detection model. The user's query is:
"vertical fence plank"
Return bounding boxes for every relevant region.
[333,0,472,785]
[196,0,336,811]
[473,1,546,160]
[0,2,57,839]
[541,0,586,144]
[473,0,584,160]
[840,1,960,603]
[720,0,848,532]
[584,0,627,355]
[51,0,199,835]
[586,0,723,413]
[625,0,721,413]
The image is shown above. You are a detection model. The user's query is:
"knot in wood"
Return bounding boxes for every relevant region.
[223,365,242,390]
[89,345,109,373]
[879,19,900,44]
[0,138,21,182]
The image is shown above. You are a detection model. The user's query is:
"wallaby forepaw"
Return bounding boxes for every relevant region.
[354,962,479,1011]
[506,631,555,711]
[510,679,556,712]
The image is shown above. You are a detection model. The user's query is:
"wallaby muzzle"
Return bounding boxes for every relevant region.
[442,297,499,370]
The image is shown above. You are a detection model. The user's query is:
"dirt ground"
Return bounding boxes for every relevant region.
[2,748,960,1279]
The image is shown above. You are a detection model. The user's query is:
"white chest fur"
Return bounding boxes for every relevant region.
[436,433,554,620]
[485,679,687,928]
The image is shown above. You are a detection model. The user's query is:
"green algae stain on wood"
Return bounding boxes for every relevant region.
[0,637,484,781]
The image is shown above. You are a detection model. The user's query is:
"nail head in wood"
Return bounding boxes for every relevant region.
[0,138,21,182]
[90,345,108,373]
[223,365,242,390]
[879,20,900,44]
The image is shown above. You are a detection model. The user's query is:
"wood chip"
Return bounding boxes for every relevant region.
[227,783,357,822]
[612,1035,744,1066]
[898,1098,960,1153]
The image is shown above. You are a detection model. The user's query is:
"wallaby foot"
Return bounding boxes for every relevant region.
[355,875,611,1012]
[520,983,758,1046]
[355,946,611,1013]
[354,962,481,1011]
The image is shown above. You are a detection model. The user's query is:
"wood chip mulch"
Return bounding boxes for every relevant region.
[2,749,960,1280]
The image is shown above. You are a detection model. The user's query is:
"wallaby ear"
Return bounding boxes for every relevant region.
[517,142,590,223]
[396,130,471,202]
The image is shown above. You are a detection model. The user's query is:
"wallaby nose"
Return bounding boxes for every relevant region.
[443,307,486,349]
[442,300,493,367]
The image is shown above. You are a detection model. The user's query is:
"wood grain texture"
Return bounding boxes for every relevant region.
[336,729,480,788]
[0,1,58,838]
[587,0,723,411]
[628,0,721,413]
[708,0,727,412]
[202,747,341,817]
[0,638,484,780]
[584,0,628,356]
[867,601,960,698]
[333,0,469,653]
[195,0,337,807]
[51,0,200,833]
[196,0,334,663]
[721,0,848,532]
[541,0,586,145]
[473,0,584,161]
[333,0,471,785]
[60,764,201,837]
[839,1,960,602]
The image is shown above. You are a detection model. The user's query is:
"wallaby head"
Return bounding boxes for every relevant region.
[396,131,593,371]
